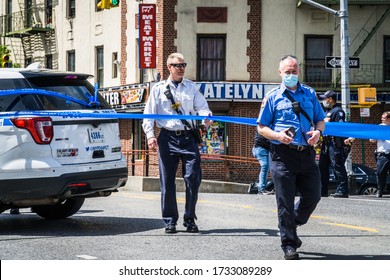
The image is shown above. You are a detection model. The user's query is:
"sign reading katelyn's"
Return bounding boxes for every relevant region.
[197,82,279,101]
[139,4,156,68]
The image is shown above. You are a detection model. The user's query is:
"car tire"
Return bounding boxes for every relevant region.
[360,185,378,196]
[31,198,85,219]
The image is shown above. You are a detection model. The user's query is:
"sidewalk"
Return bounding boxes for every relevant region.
[123,176,250,194]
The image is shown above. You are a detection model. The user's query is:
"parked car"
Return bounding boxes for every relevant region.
[249,163,389,196]
[0,64,128,219]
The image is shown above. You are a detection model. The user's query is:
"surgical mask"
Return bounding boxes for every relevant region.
[283,74,298,88]
[322,100,330,108]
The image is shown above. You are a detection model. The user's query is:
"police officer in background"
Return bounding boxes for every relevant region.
[318,90,350,198]
[257,55,325,260]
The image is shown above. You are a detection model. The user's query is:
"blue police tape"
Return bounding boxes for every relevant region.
[3,110,389,140]
[0,88,97,108]
[1,88,389,140]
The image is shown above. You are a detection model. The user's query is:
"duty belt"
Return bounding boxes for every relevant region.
[287,144,308,152]
[161,128,188,137]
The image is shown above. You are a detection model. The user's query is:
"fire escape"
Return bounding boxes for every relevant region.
[298,0,390,89]
[0,1,55,67]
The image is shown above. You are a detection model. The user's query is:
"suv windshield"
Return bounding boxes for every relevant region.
[0,75,111,112]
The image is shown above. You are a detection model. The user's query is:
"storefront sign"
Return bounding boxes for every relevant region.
[100,84,147,111]
[197,82,279,101]
[139,4,156,68]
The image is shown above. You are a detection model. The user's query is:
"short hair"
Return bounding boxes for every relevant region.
[167,53,185,65]
[382,111,390,118]
[279,55,299,70]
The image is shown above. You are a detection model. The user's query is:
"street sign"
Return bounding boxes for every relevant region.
[325,56,360,69]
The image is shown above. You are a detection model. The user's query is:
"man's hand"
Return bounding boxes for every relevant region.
[278,129,294,145]
[306,129,321,146]
[148,137,158,152]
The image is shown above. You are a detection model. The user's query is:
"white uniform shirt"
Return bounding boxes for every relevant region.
[377,123,390,153]
[142,78,212,139]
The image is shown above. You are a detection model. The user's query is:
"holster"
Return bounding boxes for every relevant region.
[192,128,203,144]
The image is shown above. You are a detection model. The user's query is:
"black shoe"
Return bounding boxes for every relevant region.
[283,246,299,260]
[376,192,383,198]
[183,219,199,233]
[165,224,177,234]
[331,192,349,198]
[10,208,20,215]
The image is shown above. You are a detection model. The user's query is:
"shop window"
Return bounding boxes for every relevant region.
[199,120,226,156]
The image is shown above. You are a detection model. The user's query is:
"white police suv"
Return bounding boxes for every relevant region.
[0,64,128,219]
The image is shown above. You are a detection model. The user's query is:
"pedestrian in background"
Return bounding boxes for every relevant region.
[318,90,350,198]
[370,111,390,198]
[257,55,325,260]
[252,130,272,195]
[142,53,212,234]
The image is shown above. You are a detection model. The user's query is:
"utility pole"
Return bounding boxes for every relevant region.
[300,0,353,175]
[300,0,350,117]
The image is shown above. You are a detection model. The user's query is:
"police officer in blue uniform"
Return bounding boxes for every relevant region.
[257,55,325,260]
[318,90,349,198]
[142,53,212,234]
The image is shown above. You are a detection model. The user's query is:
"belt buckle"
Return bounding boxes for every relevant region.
[175,130,182,136]
[297,145,304,151]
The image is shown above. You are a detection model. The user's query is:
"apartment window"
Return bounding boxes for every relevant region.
[26,0,33,27]
[45,54,53,69]
[45,0,53,25]
[96,46,104,88]
[197,35,226,81]
[304,35,332,83]
[25,57,32,67]
[112,52,118,78]
[384,36,390,83]
[67,50,75,71]
[67,0,76,18]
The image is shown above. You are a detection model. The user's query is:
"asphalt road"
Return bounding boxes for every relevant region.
[1,190,390,260]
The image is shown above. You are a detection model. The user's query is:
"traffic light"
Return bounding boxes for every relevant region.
[97,0,110,10]
[1,54,12,68]
[110,0,120,7]
[97,0,119,10]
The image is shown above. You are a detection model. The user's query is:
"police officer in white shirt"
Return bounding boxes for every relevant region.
[142,53,212,234]
[370,111,390,198]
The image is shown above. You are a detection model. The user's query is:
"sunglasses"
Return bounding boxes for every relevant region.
[170,63,187,69]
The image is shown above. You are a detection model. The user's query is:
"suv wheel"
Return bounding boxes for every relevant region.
[31,198,85,219]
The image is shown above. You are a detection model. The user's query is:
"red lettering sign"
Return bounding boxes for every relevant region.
[139,4,156,69]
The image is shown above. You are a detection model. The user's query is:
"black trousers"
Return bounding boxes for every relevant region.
[319,142,349,196]
[269,144,321,249]
[376,153,390,193]
[157,129,202,226]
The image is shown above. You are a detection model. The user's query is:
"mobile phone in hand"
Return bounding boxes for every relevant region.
[286,126,296,138]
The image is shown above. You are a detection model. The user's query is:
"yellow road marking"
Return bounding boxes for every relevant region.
[321,222,378,233]
[121,193,379,232]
